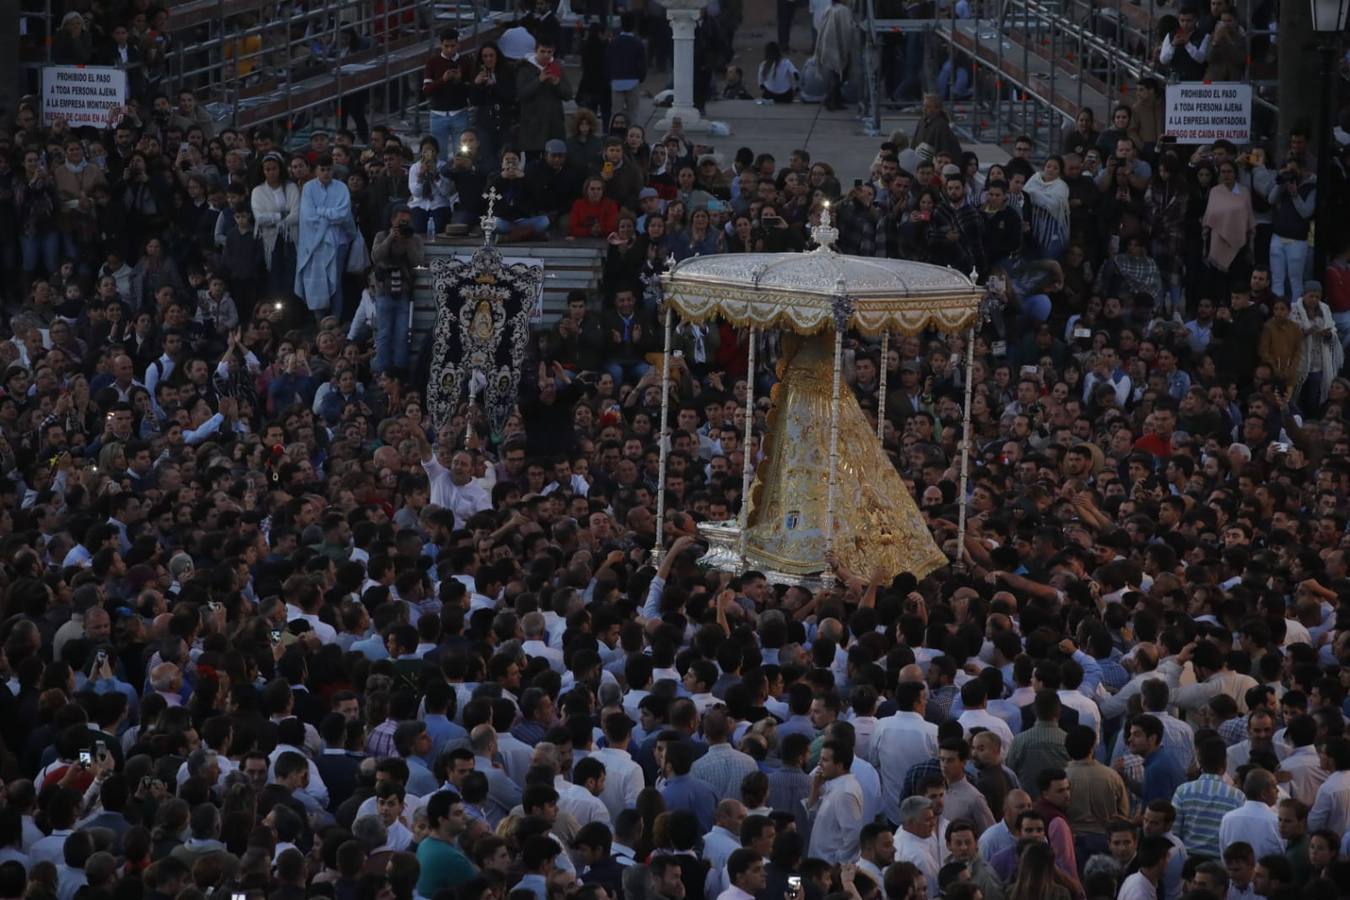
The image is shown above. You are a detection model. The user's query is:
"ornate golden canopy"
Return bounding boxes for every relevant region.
[655,218,983,586]
[660,229,985,335]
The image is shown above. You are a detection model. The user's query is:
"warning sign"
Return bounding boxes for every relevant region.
[1164,82,1251,143]
[40,66,127,128]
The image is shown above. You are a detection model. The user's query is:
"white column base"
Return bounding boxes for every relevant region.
[656,107,730,134]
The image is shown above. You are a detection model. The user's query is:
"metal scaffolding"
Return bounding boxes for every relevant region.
[860,0,1279,153]
[18,0,520,140]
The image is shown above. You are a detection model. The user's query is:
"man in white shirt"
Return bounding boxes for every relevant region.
[1279,715,1328,806]
[855,823,896,888]
[894,795,941,896]
[701,800,746,872]
[872,683,940,826]
[1218,769,1284,859]
[1307,735,1350,834]
[956,680,1015,752]
[521,611,565,673]
[1227,708,1289,772]
[1221,844,1258,900]
[587,713,645,822]
[1117,835,1173,900]
[565,757,613,826]
[717,848,767,900]
[375,782,415,851]
[411,423,491,529]
[804,741,865,864]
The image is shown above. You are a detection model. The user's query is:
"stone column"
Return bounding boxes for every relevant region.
[658,0,709,132]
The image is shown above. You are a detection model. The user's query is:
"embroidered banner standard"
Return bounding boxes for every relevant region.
[427,246,544,434]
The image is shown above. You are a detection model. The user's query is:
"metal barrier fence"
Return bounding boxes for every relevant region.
[17,0,530,139]
[860,0,1279,152]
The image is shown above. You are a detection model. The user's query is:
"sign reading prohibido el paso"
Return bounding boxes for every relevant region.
[41,65,127,128]
[1164,82,1252,143]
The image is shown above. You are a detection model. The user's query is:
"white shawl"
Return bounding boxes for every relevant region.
[250,181,301,266]
[1023,172,1071,258]
[1292,298,1344,405]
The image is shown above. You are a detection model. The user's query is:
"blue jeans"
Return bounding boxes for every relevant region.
[375,291,411,373]
[1333,310,1350,355]
[1269,234,1309,299]
[605,360,651,385]
[495,215,551,236]
[429,108,473,162]
[20,230,60,276]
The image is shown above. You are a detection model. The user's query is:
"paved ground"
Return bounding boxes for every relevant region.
[626,4,1009,178]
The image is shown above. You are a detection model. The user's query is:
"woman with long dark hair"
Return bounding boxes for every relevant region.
[1145,152,1190,316]
[757,41,799,103]
[1008,842,1071,900]
[472,43,516,166]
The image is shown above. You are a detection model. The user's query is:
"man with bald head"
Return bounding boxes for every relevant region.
[1218,768,1283,858]
[372,445,402,473]
[701,799,747,873]
[149,662,184,706]
[979,789,1032,861]
[409,419,490,529]
[1096,644,1161,721]
[470,723,522,827]
[108,353,143,401]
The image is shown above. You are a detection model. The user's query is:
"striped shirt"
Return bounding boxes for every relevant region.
[1171,773,1245,858]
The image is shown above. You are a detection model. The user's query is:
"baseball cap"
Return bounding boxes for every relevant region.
[639,187,659,199]
[544,139,567,155]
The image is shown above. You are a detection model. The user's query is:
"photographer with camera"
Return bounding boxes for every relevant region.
[1266,156,1317,301]
[369,204,424,375]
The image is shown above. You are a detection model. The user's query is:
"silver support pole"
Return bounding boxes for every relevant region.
[876,331,889,442]
[737,327,758,570]
[824,325,844,586]
[653,305,674,565]
[954,325,977,567]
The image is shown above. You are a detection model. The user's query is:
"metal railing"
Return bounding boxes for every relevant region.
[18,0,521,139]
[859,0,1279,153]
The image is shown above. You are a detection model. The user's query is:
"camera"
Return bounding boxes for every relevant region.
[397,222,414,237]
[1277,171,1298,185]
[1114,157,1127,168]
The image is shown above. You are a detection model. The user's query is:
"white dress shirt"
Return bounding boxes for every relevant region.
[267,742,330,808]
[957,708,1016,752]
[557,776,611,826]
[1281,745,1330,806]
[1118,872,1158,900]
[701,825,740,868]
[523,639,566,673]
[588,746,644,821]
[1218,800,1284,858]
[1308,769,1350,834]
[421,457,492,528]
[872,711,939,825]
[848,756,883,826]
[805,773,865,863]
[1059,689,1102,740]
[895,827,940,896]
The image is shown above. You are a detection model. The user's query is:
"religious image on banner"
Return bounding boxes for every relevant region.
[426,189,544,435]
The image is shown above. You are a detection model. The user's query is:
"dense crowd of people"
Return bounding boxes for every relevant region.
[3,3,1350,900]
